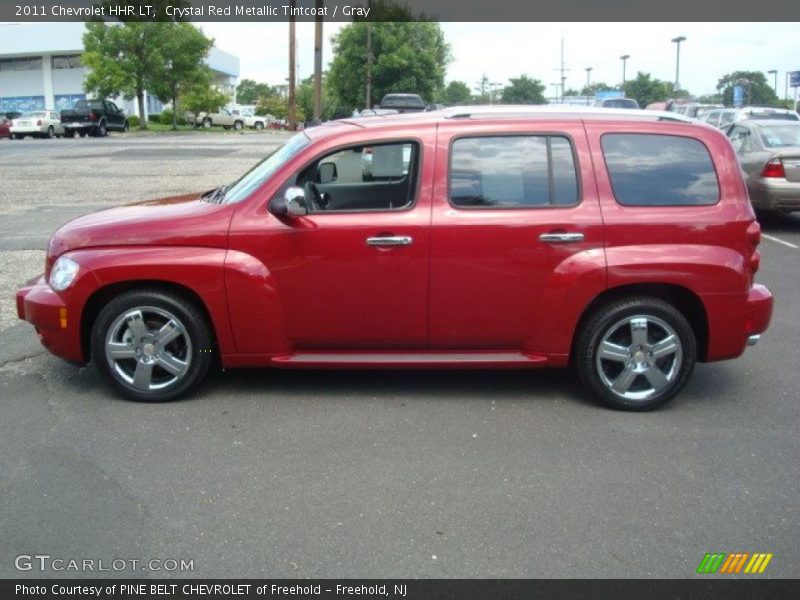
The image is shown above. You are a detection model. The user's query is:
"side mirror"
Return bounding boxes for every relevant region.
[319,162,337,184]
[270,186,308,217]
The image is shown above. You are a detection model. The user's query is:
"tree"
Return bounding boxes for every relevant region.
[580,82,612,96]
[149,23,213,130]
[236,79,277,105]
[717,71,778,106]
[439,80,472,105]
[82,21,171,129]
[296,75,335,122]
[256,96,289,120]
[328,20,450,109]
[501,75,546,104]
[473,73,490,104]
[621,71,672,108]
[179,69,230,116]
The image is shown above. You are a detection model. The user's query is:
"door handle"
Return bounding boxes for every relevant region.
[538,232,585,243]
[366,236,413,247]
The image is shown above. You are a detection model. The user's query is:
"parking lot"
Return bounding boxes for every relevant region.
[1,132,798,579]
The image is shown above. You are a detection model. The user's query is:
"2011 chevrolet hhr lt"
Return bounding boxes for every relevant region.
[17,106,774,410]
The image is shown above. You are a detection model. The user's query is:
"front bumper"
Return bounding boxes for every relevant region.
[16,275,85,363]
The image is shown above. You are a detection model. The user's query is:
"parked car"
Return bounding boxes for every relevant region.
[700,108,737,129]
[732,106,800,123]
[60,99,129,137]
[10,111,64,139]
[194,108,245,130]
[16,105,772,411]
[594,97,639,109]
[2,110,22,121]
[725,120,800,213]
[0,116,11,139]
[230,108,272,130]
[379,93,427,113]
[683,104,723,119]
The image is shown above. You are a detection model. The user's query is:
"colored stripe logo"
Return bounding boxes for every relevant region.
[697,552,773,574]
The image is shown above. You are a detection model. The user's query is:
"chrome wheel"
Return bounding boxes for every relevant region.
[595,314,682,402]
[104,306,192,392]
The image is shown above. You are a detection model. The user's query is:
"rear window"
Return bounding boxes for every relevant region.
[601,133,719,206]
[450,135,579,208]
[746,111,799,122]
[759,124,800,148]
[603,98,639,109]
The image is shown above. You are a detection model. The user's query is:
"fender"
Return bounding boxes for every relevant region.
[536,248,607,361]
[67,246,236,360]
[605,244,749,294]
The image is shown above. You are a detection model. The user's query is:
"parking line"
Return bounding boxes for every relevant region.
[762,234,799,249]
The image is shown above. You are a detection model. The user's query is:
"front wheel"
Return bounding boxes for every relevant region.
[574,297,696,411]
[202,117,212,128]
[91,290,214,402]
[233,120,243,131]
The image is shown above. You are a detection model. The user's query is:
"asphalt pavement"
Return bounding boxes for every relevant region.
[0,132,798,579]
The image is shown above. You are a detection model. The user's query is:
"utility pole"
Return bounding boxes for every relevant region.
[288,0,296,130]
[620,54,630,86]
[365,0,373,109]
[313,1,323,122]
[671,36,686,91]
[585,67,592,87]
[560,38,567,101]
[767,69,777,97]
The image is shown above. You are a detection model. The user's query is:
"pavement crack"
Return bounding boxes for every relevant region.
[0,350,46,369]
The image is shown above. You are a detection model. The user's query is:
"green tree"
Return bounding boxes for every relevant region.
[236,79,278,105]
[328,20,450,109]
[179,69,230,116]
[501,75,546,104]
[149,23,213,130]
[621,71,672,108]
[82,21,172,129]
[717,71,778,106]
[256,96,290,120]
[473,73,490,104]
[580,82,612,96]
[439,80,472,105]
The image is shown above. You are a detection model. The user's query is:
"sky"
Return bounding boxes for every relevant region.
[199,22,800,100]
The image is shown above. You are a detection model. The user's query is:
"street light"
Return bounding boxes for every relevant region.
[620,55,630,85]
[767,70,778,96]
[585,67,592,87]
[671,36,686,92]
[551,83,560,102]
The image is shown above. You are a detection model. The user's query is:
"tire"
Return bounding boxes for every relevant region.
[90,290,214,402]
[202,117,212,128]
[64,129,76,138]
[123,120,130,132]
[94,121,107,137]
[254,121,264,131]
[79,131,87,138]
[222,125,231,130]
[46,126,55,139]
[233,120,243,131]
[574,296,696,411]
[14,134,24,140]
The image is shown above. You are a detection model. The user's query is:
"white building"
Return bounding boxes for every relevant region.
[0,23,239,116]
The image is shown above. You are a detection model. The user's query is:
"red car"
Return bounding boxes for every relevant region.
[0,117,11,139]
[17,107,773,410]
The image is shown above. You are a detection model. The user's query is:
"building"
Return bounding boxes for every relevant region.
[0,23,239,116]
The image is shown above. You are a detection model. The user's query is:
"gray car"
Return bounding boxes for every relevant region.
[725,120,800,212]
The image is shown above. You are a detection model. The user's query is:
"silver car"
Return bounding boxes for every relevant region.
[10,110,64,139]
[726,120,800,212]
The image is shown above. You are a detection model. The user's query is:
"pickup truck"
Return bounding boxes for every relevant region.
[194,108,246,130]
[60,99,129,137]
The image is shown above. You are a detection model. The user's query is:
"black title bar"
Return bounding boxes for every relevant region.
[4,0,800,22]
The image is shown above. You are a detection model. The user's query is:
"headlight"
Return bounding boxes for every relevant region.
[49,256,79,291]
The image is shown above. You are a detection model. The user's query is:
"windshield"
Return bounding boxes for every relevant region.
[223,132,311,204]
[759,124,800,148]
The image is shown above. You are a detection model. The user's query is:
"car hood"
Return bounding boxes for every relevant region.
[48,193,235,259]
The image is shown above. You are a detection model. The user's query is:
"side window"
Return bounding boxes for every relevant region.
[449,135,579,208]
[728,126,750,153]
[601,133,719,206]
[297,141,418,212]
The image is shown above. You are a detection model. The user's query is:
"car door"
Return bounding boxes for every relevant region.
[428,120,605,353]
[228,135,433,351]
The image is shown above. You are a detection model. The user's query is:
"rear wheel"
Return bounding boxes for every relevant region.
[79,130,87,138]
[254,121,264,131]
[14,134,24,140]
[46,126,55,139]
[202,117,212,128]
[91,290,214,402]
[64,129,75,138]
[233,120,244,131]
[93,121,107,137]
[575,296,696,411]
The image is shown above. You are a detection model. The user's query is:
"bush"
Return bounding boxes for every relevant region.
[127,115,139,128]
[159,110,187,127]
[148,114,161,124]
